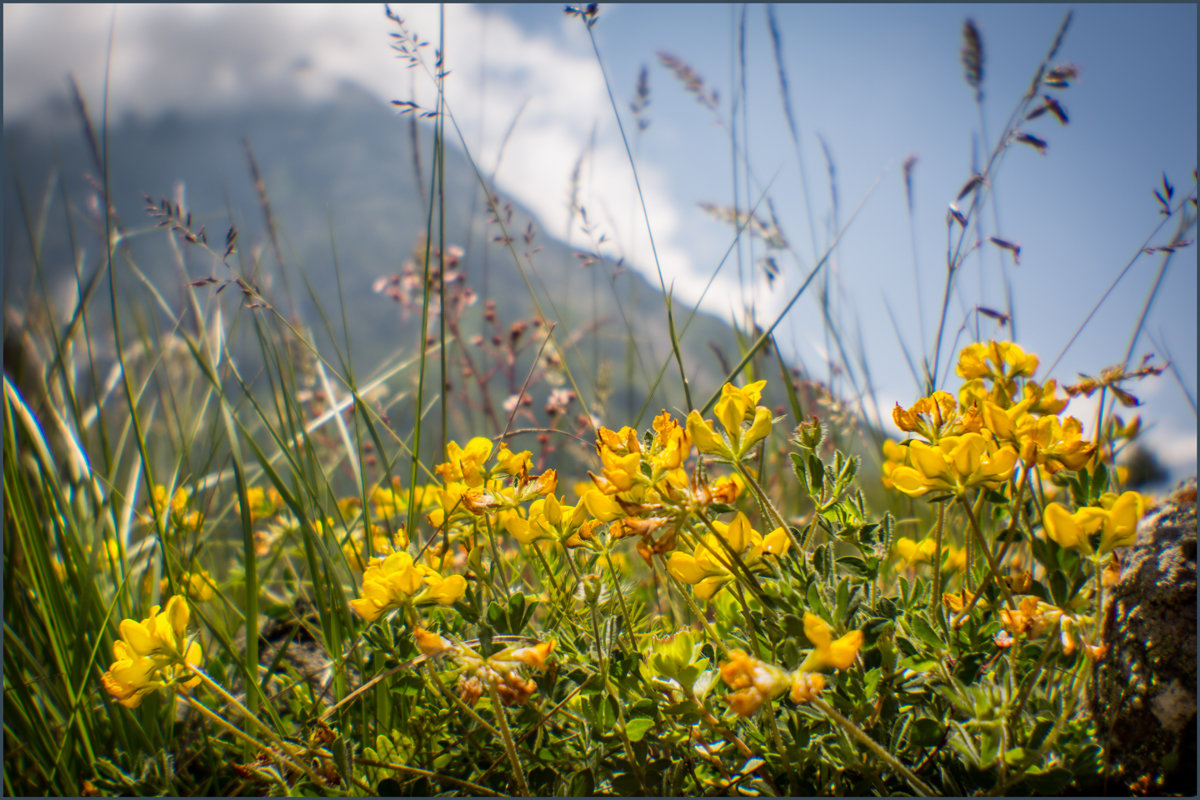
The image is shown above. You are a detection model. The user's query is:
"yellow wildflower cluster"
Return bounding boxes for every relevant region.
[579,409,748,565]
[238,485,284,523]
[349,551,467,623]
[160,569,217,603]
[147,484,204,533]
[686,381,775,461]
[718,614,862,716]
[667,512,789,600]
[414,627,556,706]
[428,389,775,601]
[1042,490,1145,556]
[370,481,438,521]
[426,437,557,537]
[883,341,1099,498]
[997,596,1101,658]
[100,596,203,708]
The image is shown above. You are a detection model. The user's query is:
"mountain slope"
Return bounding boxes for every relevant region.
[3,83,748,445]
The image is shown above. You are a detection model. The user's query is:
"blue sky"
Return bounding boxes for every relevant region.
[4,3,1196,478]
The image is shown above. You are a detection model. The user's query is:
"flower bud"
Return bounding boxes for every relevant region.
[794,415,824,451]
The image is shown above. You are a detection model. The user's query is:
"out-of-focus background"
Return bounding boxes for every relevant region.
[4,3,1196,484]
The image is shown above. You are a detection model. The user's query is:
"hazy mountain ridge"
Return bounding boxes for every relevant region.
[3,83,745,435]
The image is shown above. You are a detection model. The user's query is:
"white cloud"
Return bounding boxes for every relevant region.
[3,3,708,309]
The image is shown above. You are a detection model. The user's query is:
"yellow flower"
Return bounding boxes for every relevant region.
[350,552,424,622]
[893,537,937,568]
[495,445,533,477]
[686,381,773,460]
[579,486,625,523]
[999,596,1083,651]
[799,613,863,672]
[240,486,284,523]
[1022,379,1069,416]
[505,640,556,670]
[649,411,691,472]
[892,391,961,442]
[435,437,494,487]
[101,596,203,708]
[788,671,826,704]
[1042,502,1106,554]
[161,570,216,603]
[666,513,789,600]
[880,439,909,489]
[414,568,468,606]
[413,627,454,657]
[1015,414,1095,474]
[942,588,978,614]
[596,447,642,493]
[941,543,968,574]
[152,485,190,516]
[1096,491,1146,554]
[686,410,729,458]
[715,380,767,433]
[956,341,1039,383]
[889,433,1017,497]
[719,649,790,717]
[371,486,407,519]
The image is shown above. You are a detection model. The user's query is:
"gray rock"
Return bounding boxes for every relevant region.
[1093,477,1197,795]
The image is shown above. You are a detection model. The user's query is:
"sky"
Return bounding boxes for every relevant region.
[4,3,1197,480]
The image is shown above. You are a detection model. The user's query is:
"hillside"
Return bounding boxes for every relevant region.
[4,83,812,475]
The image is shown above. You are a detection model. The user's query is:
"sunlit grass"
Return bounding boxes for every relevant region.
[3,7,1195,796]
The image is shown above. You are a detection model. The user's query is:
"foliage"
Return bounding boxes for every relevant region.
[3,6,1195,797]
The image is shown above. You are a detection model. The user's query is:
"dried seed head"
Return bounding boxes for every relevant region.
[961,19,984,101]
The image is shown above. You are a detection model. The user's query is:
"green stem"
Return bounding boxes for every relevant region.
[810,695,936,796]
[959,495,1017,612]
[930,501,947,619]
[1007,618,1060,729]
[609,679,651,793]
[484,675,530,796]
[183,694,320,788]
[602,548,640,656]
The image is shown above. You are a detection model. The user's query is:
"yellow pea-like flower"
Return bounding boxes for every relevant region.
[101,596,202,708]
[350,552,424,622]
[686,410,729,458]
[800,612,863,672]
[719,649,790,717]
[413,627,454,657]
[1042,502,1104,554]
[894,537,937,568]
[789,671,826,704]
[414,570,467,606]
[1098,491,1146,554]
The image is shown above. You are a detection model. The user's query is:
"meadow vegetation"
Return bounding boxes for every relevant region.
[3,6,1195,796]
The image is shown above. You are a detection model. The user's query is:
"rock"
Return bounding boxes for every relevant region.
[1093,477,1197,795]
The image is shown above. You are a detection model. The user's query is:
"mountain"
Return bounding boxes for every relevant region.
[3,82,761,468]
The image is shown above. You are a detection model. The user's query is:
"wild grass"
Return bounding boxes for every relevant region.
[3,6,1196,796]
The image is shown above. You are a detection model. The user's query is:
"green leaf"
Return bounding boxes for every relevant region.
[837,555,873,579]
[910,717,943,747]
[1049,569,1068,607]
[1091,461,1109,498]
[835,577,850,619]
[812,544,831,579]
[1003,746,1027,765]
[508,592,526,623]
[908,614,945,652]
[625,716,655,742]
[569,769,595,796]
[806,452,825,495]
[1021,767,1074,794]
